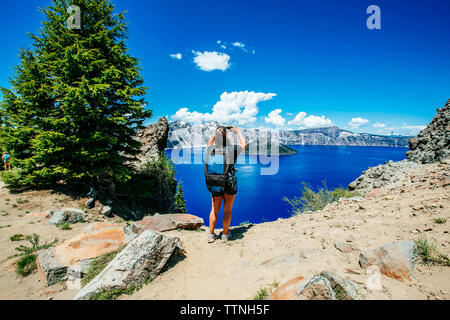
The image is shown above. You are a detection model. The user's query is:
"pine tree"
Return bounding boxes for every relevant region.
[0,0,151,188]
[174,180,187,213]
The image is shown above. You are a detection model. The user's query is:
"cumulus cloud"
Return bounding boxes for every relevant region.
[193,51,231,72]
[288,112,333,128]
[171,91,277,125]
[348,117,370,129]
[373,122,386,128]
[265,109,286,127]
[169,53,182,60]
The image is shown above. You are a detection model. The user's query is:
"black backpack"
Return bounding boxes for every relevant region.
[204,145,233,193]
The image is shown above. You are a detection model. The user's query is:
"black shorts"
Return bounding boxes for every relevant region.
[211,170,237,197]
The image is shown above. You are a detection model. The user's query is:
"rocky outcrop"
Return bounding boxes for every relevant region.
[359,241,418,282]
[132,214,204,234]
[37,223,136,286]
[74,230,181,300]
[406,99,450,164]
[348,160,419,195]
[135,117,170,165]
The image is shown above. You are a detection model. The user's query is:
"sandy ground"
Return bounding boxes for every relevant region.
[0,161,449,300]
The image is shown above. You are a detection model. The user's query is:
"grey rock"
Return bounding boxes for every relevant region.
[295,272,363,300]
[74,230,181,300]
[135,117,170,167]
[48,208,86,225]
[296,275,336,300]
[36,249,68,286]
[48,211,67,225]
[320,271,363,300]
[101,206,112,217]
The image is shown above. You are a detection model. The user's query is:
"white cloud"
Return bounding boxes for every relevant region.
[171,91,277,125]
[193,51,231,72]
[373,122,386,128]
[169,53,182,60]
[232,42,246,50]
[265,109,286,127]
[348,117,370,129]
[288,112,333,128]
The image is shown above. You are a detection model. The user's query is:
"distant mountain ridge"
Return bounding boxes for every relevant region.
[167,121,411,148]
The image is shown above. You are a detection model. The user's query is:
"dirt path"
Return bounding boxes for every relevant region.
[0,162,449,300]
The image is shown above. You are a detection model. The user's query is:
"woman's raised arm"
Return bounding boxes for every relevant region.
[232,127,247,152]
[207,134,216,147]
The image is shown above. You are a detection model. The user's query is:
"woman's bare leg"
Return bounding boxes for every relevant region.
[222,194,236,235]
[209,196,223,234]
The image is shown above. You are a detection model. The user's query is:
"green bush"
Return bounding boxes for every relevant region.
[117,155,177,216]
[283,181,360,215]
[10,234,58,259]
[415,236,450,266]
[16,254,37,276]
[10,234,25,241]
[57,222,71,230]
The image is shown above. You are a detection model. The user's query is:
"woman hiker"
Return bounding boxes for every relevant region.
[2,151,11,171]
[205,126,247,243]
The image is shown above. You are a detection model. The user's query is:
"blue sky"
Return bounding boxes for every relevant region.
[0,0,449,135]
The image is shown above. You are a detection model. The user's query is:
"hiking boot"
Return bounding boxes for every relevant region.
[221,231,232,242]
[208,233,217,243]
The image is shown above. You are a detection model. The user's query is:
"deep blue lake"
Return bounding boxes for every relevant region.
[166,145,408,228]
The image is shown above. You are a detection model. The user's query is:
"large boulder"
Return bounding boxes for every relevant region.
[74,230,181,300]
[37,223,136,286]
[359,241,418,282]
[133,214,204,234]
[406,99,450,164]
[48,208,87,225]
[295,272,363,300]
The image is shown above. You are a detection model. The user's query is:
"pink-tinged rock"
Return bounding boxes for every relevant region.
[334,241,359,253]
[270,276,304,300]
[26,212,51,218]
[170,214,204,230]
[359,241,418,282]
[133,214,204,234]
[37,223,136,286]
[366,188,381,198]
